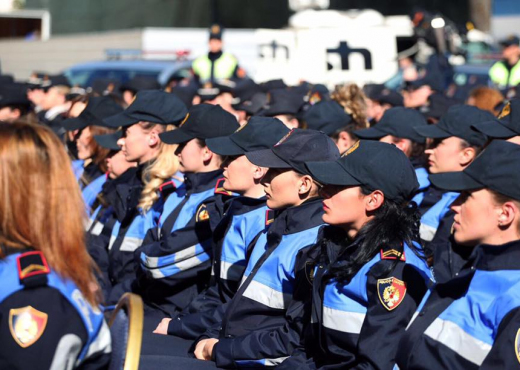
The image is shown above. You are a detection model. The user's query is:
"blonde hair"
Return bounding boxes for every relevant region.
[0,122,100,305]
[138,122,180,213]
[331,83,369,128]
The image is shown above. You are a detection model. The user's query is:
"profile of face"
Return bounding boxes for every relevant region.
[40,87,66,111]
[451,189,518,246]
[0,107,20,122]
[425,136,474,173]
[106,150,136,179]
[122,90,135,106]
[222,155,264,194]
[209,39,223,53]
[175,138,208,173]
[27,88,45,107]
[260,168,308,210]
[379,135,412,158]
[117,123,159,164]
[502,45,520,61]
[76,127,94,160]
[404,85,432,108]
[320,185,383,236]
[366,99,384,122]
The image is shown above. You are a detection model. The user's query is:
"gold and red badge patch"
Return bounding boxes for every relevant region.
[196,204,210,222]
[214,178,233,196]
[9,306,48,348]
[377,277,407,311]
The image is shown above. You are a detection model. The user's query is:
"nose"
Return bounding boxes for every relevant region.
[117,138,125,148]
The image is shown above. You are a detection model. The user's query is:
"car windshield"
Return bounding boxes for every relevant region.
[64,69,161,87]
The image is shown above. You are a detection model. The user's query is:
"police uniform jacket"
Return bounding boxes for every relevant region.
[278,230,432,370]
[166,195,269,339]
[135,170,234,316]
[199,198,325,368]
[82,173,107,217]
[0,250,111,369]
[397,239,520,369]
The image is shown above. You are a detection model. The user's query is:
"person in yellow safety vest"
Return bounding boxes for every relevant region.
[489,35,520,91]
[192,25,245,83]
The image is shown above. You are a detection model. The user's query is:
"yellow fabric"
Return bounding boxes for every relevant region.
[489,60,520,89]
[192,52,238,81]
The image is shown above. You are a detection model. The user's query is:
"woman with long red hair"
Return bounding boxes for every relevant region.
[0,122,111,369]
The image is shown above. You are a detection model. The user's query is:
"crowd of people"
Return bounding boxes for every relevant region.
[1,24,520,370]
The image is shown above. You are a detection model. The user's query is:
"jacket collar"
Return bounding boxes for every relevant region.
[469,239,520,271]
[183,169,223,194]
[274,197,325,236]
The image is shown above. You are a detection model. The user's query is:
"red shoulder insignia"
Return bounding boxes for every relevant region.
[17,251,50,281]
[215,178,232,196]
[380,249,406,261]
[265,209,275,226]
[159,180,175,193]
[377,277,407,311]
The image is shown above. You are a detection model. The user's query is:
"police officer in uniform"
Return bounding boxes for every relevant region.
[489,35,520,91]
[397,140,520,369]
[278,140,432,369]
[192,25,243,83]
[0,122,111,369]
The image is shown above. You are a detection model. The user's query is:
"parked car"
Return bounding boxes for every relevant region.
[63,59,193,88]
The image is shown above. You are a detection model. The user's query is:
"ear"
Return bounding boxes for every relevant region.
[297,175,314,196]
[336,131,354,152]
[365,190,385,212]
[252,166,267,181]
[201,146,214,163]
[497,201,519,228]
[394,138,411,155]
[459,147,477,167]
[148,131,160,147]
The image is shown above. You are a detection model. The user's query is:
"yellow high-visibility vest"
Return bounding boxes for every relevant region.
[192,52,238,81]
[489,60,520,89]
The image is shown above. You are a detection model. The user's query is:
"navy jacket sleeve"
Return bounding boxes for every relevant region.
[167,284,223,339]
[212,247,314,368]
[352,260,429,370]
[480,306,520,369]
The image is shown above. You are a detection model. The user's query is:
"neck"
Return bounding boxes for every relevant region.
[138,150,159,165]
[481,229,520,246]
[243,183,266,199]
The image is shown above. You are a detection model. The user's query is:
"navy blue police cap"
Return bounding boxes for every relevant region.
[419,93,459,120]
[414,105,492,146]
[258,88,305,117]
[209,24,223,40]
[472,99,520,139]
[103,90,188,128]
[120,76,161,93]
[429,140,520,202]
[206,116,290,156]
[499,35,520,48]
[355,107,427,143]
[0,83,31,108]
[364,84,404,107]
[305,140,419,203]
[159,103,239,144]
[301,101,353,136]
[94,131,123,151]
[407,72,444,93]
[245,129,340,176]
[62,96,123,131]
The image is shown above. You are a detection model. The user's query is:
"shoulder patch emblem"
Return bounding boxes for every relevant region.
[9,306,48,348]
[498,102,511,119]
[215,178,233,196]
[265,209,275,226]
[17,251,50,281]
[377,277,407,311]
[380,249,406,261]
[196,204,210,222]
[515,328,520,364]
